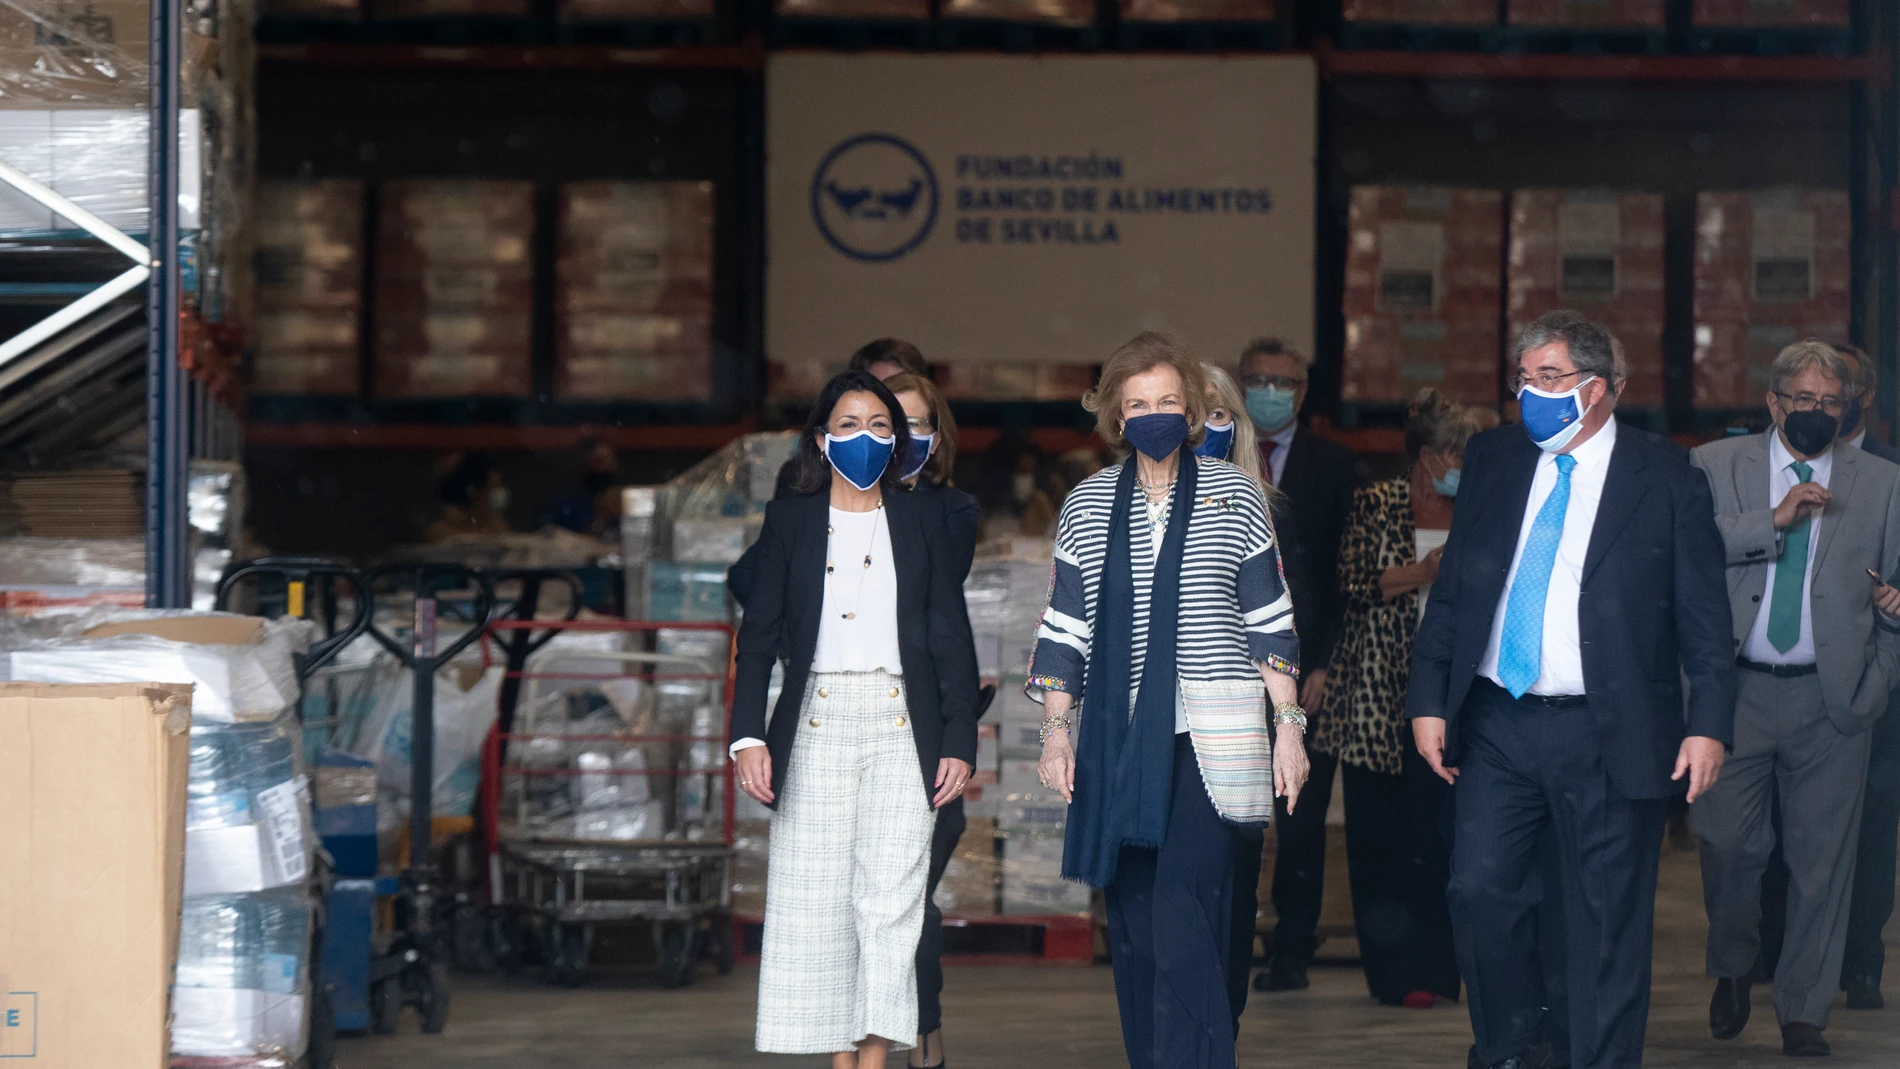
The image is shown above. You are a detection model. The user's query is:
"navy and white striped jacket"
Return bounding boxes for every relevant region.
[1027,456,1300,703]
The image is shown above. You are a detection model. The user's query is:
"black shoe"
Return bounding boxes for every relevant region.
[1843,974,1884,1010]
[1781,1022,1830,1057]
[1710,977,1753,1040]
[1253,960,1309,991]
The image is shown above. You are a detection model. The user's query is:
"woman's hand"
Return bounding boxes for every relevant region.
[1274,722,1310,812]
[933,758,973,810]
[1038,731,1076,803]
[735,746,774,805]
[1378,546,1445,600]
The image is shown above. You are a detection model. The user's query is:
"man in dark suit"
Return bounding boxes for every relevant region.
[1236,336,1364,994]
[1407,310,1735,1069]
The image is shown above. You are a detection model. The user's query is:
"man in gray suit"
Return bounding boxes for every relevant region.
[1691,339,1900,1058]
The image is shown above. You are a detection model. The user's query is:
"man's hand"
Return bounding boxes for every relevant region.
[1299,668,1330,713]
[1873,571,1900,618]
[1774,483,1830,530]
[1412,717,1458,785]
[1673,735,1726,804]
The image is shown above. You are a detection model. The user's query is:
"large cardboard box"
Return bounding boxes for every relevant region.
[0,682,192,1068]
[1343,185,1504,406]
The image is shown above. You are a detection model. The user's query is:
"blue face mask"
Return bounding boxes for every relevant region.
[1123,413,1191,462]
[1194,421,1234,460]
[1431,465,1461,498]
[1245,386,1298,435]
[823,429,896,491]
[1518,378,1596,453]
[900,432,935,481]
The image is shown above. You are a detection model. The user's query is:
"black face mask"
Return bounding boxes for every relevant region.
[1782,409,1839,457]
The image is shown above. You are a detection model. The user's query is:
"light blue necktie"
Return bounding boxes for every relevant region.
[1498,454,1578,698]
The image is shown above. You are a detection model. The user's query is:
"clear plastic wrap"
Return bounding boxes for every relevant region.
[184,709,316,896]
[0,610,314,722]
[353,657,501,819]
[173,888,313,1063]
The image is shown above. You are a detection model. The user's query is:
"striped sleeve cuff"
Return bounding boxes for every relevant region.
[1239,541,1299,675]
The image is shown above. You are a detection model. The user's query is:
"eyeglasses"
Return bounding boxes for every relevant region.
[1241,374,1304,392]
[1773,391,1845,416]
[1511,369,1586,394]
[905,416,934,434]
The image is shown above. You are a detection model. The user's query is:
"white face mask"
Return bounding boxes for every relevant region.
[1012,473,1036,503]
[487,487,511,513]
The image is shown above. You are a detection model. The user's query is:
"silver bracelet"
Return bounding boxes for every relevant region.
[1039,713,1072,744]
[1272,702,1308,734]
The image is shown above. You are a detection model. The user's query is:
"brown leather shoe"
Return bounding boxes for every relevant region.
[1781,1022,1830,1057]
[1710,977,1752,1040]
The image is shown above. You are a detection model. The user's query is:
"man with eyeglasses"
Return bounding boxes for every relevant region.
[1235,337,1365,998]
[1409,309,1734,1069]
[1691,339,1900,1058]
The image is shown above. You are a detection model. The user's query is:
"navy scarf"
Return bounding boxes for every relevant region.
[1063,450,1196,889]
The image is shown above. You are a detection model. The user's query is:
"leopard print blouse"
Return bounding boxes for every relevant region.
[1310,476,1429,777]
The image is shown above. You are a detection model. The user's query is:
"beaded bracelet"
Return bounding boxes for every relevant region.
[1039,713,1072,744]
[1272,702,1308,733]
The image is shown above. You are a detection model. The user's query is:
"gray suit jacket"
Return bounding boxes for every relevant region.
[1691,432,1900,733]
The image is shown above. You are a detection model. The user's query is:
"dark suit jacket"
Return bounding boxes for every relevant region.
[1861,435,1900,466]
[1275,427,1363,673]
[730,488,981,807]
[1404,421,1737,800]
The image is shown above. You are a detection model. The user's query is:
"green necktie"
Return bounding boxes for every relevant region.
[1766,459,1814,653]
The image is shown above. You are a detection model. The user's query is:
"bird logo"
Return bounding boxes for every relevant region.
[810,134,939,263]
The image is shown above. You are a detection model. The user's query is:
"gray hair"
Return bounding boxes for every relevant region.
[1239,336,1313,371]
[1770,340,1851,396]
[1513,310,1617,388]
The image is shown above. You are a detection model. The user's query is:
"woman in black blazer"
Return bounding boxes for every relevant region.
[732,370,980,1069]
[883,372,983,1069]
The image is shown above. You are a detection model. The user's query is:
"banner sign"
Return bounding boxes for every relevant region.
[768,53,1318,375]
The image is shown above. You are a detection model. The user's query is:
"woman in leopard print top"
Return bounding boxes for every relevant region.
[1311,389,1495,1009]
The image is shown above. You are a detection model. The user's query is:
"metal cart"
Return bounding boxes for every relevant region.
[479,619,737,988]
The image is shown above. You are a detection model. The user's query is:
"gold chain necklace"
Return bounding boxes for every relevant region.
[825,502,883,621]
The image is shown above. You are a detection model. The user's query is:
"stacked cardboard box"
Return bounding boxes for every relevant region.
[1508,0,1661,26]
[558,0,713,17]
[939,364,1096,401]
[374,180,535,399]
[1120,0,1274,21]
[253,179,364,396]
[1342,0,1496,23]
[1692,189,1850,409]
[775,0,928,17]
[941,0,1095,24]
[1692,0,1848,27]
[1508,190,1665,407]
[556,181,716,402]
[1343,185,1504,406]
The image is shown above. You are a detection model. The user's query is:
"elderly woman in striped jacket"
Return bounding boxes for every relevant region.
[1030,332,1309,1069]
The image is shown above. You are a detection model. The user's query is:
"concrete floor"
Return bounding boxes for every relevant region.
[336,848,1900,1069]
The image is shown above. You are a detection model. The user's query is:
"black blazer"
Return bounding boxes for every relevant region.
[1404,422,1736,800]
[730,487,981,807]
[1277,427,1363,673]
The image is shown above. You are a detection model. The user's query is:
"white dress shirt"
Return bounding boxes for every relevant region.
[1741,432,1831,666]
[1264,423,1296,487]
[732,505,903,758]
[1849,428,1867,451]
[1479,418,1618,696]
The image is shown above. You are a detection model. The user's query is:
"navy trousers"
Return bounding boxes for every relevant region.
[1449,682,1666,1069]
[917,797,966,1036]
[1106,734,1249,1069]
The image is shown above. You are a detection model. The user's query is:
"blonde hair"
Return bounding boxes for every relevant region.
[1083,332,1210,457]
[882,372,957,485]
[1203,363,1271,490]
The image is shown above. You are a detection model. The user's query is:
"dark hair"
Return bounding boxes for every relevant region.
[438,452,493,507]
[1238,336,1312,372]
[848,338,929,379]
[1513,309,1617,387]
[790,370,914,495]
[1405,388,1498,461]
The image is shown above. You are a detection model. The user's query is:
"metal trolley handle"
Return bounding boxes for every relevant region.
[214,556,372,676]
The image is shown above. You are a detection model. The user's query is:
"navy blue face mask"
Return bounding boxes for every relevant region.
[1194,421,1235,460]
[823,430,896,491]
[1123,413,1191,462]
